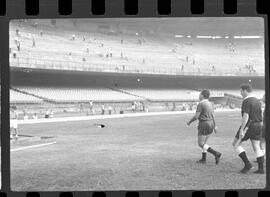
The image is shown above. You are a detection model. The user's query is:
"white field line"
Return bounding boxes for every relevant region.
[17,109,240,125]
[11,141,56,152]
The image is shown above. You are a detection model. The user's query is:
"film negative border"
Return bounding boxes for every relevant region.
[0,0,269,197]
[0,0,269,17]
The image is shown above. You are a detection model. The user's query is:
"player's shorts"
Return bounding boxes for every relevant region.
[10,119,18,129]
[198,120,214,136]
[235,122,262,142]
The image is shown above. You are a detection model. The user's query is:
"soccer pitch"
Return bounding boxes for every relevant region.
[11,111,266,190]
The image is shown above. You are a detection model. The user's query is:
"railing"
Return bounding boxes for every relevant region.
[9,57,262,77]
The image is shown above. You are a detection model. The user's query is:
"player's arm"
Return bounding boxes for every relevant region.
[211,113,218,133]
[187,112,200,126]
[239,113,249,138]
[188,103,202,126]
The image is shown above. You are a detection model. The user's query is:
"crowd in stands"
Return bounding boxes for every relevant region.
[9,19,264,76]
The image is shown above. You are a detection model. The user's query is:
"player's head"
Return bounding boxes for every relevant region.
[240,83,252,98]
[199,89,210,101]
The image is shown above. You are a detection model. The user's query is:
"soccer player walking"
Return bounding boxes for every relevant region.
[187,90,222,164]
[232,84,264,174]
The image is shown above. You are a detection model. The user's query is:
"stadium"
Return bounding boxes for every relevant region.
[9,18,265,190]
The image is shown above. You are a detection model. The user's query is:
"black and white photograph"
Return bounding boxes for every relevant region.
[9,17,266,190]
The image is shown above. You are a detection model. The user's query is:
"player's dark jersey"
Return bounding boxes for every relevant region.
[241,97,262,123]
[196,100,214,122]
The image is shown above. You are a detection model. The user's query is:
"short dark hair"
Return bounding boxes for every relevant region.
[240,83,252,92]
[201,89,210,99]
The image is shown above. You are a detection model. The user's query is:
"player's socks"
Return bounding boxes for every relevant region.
[197,152,206,164]
[238,152,252,173]
[203,144,221,164]
[202,152,206,161]
[254,156,265,174]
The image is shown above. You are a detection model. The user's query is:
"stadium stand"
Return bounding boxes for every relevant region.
[9,19,265,118]
[222,89,265,99]
[10,89,42,103]
[9,19,264,76]
[118,88,200,101]
[15,87,142,102]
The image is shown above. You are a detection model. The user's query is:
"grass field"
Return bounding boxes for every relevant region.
[11,111,266,191]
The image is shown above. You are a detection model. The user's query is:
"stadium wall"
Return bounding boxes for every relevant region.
[11,67,265,90]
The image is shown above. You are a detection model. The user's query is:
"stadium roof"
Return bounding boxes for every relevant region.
[77,17,264,36]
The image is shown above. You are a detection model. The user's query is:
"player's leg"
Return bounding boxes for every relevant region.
[251,139,265,174]
[197,135,207,164]
[260,138,266,156]
[233,127,253,173]
[260,128,266,157]
[200,121,222,164]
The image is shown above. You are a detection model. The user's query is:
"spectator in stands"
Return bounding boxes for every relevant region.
[13,51,17,59]
[16,41,21,51]
[186,56,189,62]
[10,106,19,139]
[238,66,242,72]
[142,58,145,64]
[86,47,89,53]
[68,52,73,60]
[142,102,145,112]
[181,65,184,72]
[121,39,124,44]
[83,35,86,41]
[108,106,112,115]
[89,101,94,115]
[9,47,11,54]
[14,36,19,45]
[172,102,176,111]
[120,52,123,59]
[82,57,86,62]
[45,110,50,118]
[23,110,28,120]
[132,102,136,113]
[72,34,76,41]
[193,59,195,65]
[32,113,38,120]
[40,30,43,37]
[32,37,36,48]
[16,29,20,36]
[50,110,54,118]
[101,105,105,115]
